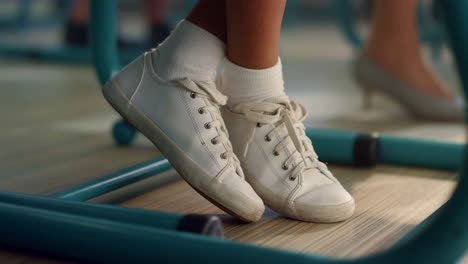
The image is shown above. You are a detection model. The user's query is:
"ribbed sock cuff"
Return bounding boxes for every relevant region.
[220,58,285,106]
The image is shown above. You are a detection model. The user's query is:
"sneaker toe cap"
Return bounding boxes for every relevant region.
[290,183,355,223]
[209,173,265,222]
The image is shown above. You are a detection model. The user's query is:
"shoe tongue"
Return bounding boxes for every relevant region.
[263,95,290,107]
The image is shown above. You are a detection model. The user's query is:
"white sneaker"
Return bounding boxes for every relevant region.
[222,96,355,222]
[102,51,265,222]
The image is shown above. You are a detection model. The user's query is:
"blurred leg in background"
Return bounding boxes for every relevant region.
[64,0,89,46]
[145,0,171,46]
[364,0,451,98]
[65,0,171,48]
[354,0,464,121]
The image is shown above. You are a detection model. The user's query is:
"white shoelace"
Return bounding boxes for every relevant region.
[232,95,327,181]
[177,78,242,175]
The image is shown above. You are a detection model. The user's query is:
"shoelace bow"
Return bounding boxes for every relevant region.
[177,78,242,175]
[232,95,327,180]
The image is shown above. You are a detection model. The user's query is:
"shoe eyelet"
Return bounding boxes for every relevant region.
[289,176,295,181]
[264,135,271,142]
[220,152,228,159]
[198,107,205,114]
[211,138,218,145]
[190,92,197,99]
[282,164,289,170]
[273,151,279,156]
[204,123,212,129]
[257,123,263,128]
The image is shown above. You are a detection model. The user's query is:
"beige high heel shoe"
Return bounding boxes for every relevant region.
[352,54,465,121]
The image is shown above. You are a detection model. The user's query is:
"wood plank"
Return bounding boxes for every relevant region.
[117,165,457,258]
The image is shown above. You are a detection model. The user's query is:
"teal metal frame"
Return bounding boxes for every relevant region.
[0,0,466,263]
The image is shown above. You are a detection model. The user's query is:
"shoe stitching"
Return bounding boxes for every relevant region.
[128,53,148,103]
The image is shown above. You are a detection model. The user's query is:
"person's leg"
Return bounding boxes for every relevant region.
[104,0,265,222]
[226,0,284,69]
[220,0,286,107]
[364,0,452,98]
[219,0,355,222]
[144,0,169,25]
[70,0,89,25]
[186,0,227,43]
[65,0,89,46]
[144,0,171,45]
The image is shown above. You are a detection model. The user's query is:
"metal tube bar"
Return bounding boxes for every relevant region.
[306,128,361,165]
[307,128,463,170]
[442,0,468,109]
[379,134,463,170]
[1,191,180,232]
[0,202,237,264]
[49,156,172,201]
[3,198,415,264]
[49,128,461,203]
[90,0,120,85]
[0,191,224,236]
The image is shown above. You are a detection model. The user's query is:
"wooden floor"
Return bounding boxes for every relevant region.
[0,35,466,263]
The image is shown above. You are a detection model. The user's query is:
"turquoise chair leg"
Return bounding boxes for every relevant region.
[90,0,120,85]
[112,119,137,145]
[441,1,468,113]
[48,156,171,201]
[383,1,468,263]
[0,191,223,237]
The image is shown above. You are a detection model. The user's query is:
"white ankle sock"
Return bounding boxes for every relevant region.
[151,20,226,82]
[219,58,286,108]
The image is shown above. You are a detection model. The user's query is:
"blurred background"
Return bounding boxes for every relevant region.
[0,1,466,262]
[1,0,464,187]
[1,0,464,185]
[0,0,462,138]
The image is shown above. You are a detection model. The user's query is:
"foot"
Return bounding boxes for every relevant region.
[102,51,265,222]
[222,96,355,223]
[365,49,453,99]
[354,53,465,121]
